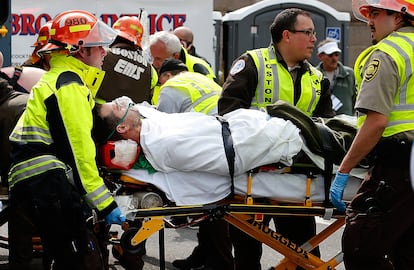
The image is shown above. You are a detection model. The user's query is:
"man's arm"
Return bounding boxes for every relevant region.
[218,55,258,115]
[157,86,189,113]
[330,110,387,211]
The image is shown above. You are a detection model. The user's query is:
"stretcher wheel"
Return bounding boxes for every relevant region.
[120,228,145,254]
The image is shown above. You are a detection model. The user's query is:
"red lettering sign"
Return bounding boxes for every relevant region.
[12,13,52,35]
[12,13,186,36]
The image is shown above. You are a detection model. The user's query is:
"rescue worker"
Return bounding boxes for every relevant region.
[155,58,233,270]
[316,39,356,116]
[173,26,211,66]
[218,8,333,270]
[7,10,125,270]
[97,15,158,104]
[157,58,221,114]
[22,20,52,70]
[149,31,217,105]
[330,0,414,269]
[149,30,215,78]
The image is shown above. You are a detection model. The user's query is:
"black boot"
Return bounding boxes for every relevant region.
[172,243,204,270]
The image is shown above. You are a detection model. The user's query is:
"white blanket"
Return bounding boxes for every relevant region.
[139,107,303,175]
[120,104,364,206]
[123,169,362,206]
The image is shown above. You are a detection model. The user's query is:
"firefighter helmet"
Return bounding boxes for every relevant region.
[38,10,116,54]
[353,0,414,22]
[112,16,144,48]
[32,20,52,47]
[31,21,52,64]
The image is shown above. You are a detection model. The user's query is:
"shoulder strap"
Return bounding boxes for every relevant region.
[216,116,235,196]
[8,66,23,90]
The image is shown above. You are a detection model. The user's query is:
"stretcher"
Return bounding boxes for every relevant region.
[102,152,364,270]
[100,103,363,270]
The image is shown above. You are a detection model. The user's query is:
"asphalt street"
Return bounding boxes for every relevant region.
[0,217,345,270]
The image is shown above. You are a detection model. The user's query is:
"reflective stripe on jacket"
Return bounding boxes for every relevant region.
[355,31,414,137]
[160,72,221,114]
[247,46,322,115]
[9,53,114,212]
[8,155,66,188]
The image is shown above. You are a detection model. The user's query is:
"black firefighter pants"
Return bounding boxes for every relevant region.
[8,168,103,270]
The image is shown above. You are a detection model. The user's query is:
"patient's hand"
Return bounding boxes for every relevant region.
[330,172,349,213]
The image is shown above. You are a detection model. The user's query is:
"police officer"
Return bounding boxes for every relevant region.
[330,0,414,269]
[8,10,125,269]
[97,15,158,104]
[218,8,333,270]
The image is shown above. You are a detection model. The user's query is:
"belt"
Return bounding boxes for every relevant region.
[216,116,235,195]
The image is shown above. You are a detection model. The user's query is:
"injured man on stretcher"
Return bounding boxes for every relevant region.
[94,96,365,207]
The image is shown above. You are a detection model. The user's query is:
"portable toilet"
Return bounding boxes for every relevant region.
[222,0,350,77]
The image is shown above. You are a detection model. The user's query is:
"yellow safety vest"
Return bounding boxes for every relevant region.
[9,53,114,212]
[355,31,414,137]
[160,72,221,114]
[151,84,161,106]
[182,48,217,82]
[247,46,322,116]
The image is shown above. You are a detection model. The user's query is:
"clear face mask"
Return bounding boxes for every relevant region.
[82,20,117,48]
[113,96,134,110]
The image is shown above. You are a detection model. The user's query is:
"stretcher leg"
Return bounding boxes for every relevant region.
[274,217,345,270]
[130,204,344,270]
[224,212,344,270]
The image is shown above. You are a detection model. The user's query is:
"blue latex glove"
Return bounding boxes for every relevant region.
[330,172,349,213]
[105,207,126,225]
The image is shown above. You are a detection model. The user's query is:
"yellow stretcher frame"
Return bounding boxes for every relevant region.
[122,203,345,270]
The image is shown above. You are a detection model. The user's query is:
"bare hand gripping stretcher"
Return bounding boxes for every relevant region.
[99,101,365,270]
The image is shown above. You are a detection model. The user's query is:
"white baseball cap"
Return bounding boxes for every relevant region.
[317,41,341,55]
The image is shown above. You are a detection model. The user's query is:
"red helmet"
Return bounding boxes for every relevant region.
[353,0,414,22]
[38,10,116,54]
[31,21,52,64]
[112,16,144,48]
[32,20,52,47]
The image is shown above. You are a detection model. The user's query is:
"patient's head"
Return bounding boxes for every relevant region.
[95,96,142,143]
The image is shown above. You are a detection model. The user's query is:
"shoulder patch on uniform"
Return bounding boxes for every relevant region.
[56,71,83,90]
[229,59,245,76]
[363,58,380,82]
